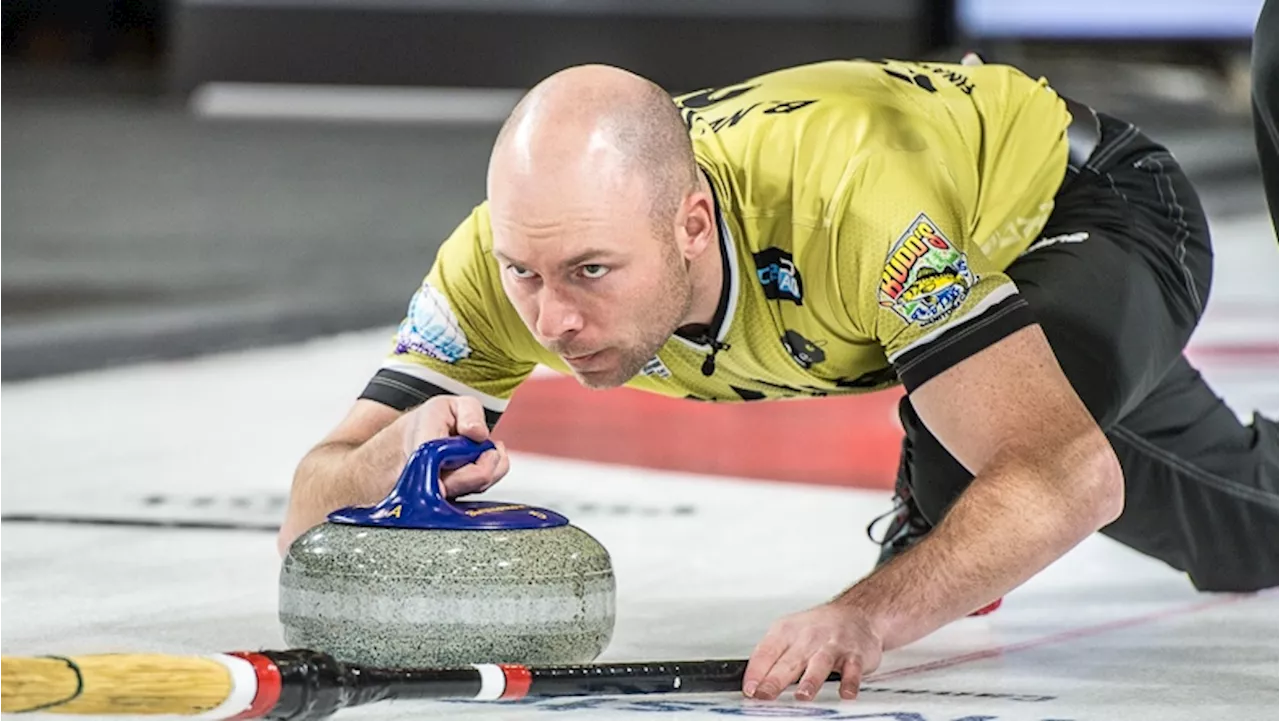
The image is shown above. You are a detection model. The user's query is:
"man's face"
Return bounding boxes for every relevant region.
[490,191,693,389]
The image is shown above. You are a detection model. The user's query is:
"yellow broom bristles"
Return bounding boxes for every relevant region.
[1,654,235,716]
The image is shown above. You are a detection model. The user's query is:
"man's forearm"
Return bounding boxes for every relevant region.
[278,395,506,554]
[839,439,1122,651]
[278,421,412,553]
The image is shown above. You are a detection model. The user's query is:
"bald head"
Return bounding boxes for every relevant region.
[488,64,698,234]
[485,66,721,390]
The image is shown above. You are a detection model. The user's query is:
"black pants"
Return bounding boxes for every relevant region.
[897,112,1279,592]
[1254,0,1278,232]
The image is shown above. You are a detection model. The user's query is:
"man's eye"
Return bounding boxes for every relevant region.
[580,264,609,279]
[508,265,536,279]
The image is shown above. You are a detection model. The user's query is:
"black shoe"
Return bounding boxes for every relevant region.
[865,487,931,568]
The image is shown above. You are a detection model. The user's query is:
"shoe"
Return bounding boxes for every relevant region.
[866,485,1003,617]
[865,486,931,568]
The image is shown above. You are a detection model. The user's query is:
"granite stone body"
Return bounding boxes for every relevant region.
[279,521,615,667]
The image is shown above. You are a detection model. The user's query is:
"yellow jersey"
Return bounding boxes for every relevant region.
[360,59,1072,420]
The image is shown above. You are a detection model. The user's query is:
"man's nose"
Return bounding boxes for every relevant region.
[535,287,584,341]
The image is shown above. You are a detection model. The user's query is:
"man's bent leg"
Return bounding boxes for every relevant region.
[1100,356,1278,591]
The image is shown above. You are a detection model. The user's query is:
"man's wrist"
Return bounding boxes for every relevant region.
[832,578,899,650]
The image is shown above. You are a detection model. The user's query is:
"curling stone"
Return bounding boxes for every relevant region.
[279,436,615,668]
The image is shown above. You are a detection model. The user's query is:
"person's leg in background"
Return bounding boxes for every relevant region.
[1252,0,1277,233]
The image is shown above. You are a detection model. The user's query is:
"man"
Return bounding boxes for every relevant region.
[281,59,1278,701]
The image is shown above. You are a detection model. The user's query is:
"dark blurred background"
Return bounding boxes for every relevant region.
[3,0,1270,380]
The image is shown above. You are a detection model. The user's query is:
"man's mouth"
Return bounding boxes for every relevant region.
[563,350,604,365]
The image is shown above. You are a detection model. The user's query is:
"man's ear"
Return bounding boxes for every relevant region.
[678,189,716,260]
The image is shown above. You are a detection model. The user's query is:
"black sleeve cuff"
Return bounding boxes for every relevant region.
[359,368,503,429]
[893,294,1036,392]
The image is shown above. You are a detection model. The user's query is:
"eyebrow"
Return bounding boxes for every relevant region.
[491,248,616,270]
[559,249,615,268]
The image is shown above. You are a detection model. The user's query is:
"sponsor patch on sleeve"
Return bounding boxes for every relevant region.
[878,212,976,327]
[395,281,473,363]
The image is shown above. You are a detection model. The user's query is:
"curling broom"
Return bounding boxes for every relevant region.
[1,649,841,720]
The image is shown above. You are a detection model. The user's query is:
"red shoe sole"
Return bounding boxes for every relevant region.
[968,598,1003,616]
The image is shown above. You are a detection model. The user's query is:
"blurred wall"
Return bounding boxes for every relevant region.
[3,0,168,69]
[169,0,938,93]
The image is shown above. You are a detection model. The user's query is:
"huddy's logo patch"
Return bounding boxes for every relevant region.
[753,247,804,304]
[879,213,975,327]
[781,329,825,369]
[396,281,472,363]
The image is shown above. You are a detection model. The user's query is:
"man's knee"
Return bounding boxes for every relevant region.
[1187,549,1278,593]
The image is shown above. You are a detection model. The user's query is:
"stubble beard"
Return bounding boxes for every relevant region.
[577,246,693,390]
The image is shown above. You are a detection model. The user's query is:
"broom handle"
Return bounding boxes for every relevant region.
[355,658,765,700]
[2,650,839,720]
[261,651,782,716]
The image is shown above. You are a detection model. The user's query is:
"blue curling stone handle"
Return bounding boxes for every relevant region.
[328,436,568,530]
